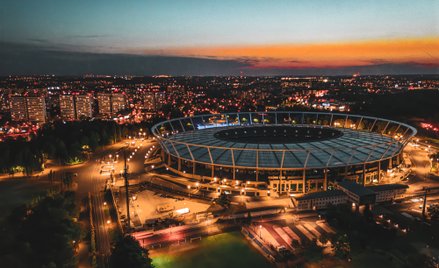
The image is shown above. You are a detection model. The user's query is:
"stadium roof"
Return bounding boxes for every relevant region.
[161,126,402,169]
[153,112,416,170]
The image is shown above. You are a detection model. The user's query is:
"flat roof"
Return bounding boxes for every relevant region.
[295,189,346,201]
[337,181,376,197]
[367,184,409,192]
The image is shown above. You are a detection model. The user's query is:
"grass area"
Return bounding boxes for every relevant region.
[0,179,52,221]
[350,250,404,268]
[151,232,272,268]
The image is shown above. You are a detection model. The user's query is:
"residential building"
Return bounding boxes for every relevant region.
[10,96,28,121]
[144,91,165,111]
[111,93,127,114]
[75,95,93,119]
[97,93,112,116]
[97,92,126,117]
[59,94,75,120]
[26,96,46,123]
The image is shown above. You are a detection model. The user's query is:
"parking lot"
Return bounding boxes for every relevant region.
[118,188,210,228]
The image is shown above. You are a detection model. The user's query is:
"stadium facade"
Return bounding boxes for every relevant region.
[152,112,416,195]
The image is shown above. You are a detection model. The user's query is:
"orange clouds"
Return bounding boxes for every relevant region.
[138,37,439,68]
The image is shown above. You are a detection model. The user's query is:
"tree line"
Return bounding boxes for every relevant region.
[0,120,148,175]
[0,191,81,267]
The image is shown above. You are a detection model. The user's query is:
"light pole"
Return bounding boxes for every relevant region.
[259,225,262,239]
[119,147,131,232]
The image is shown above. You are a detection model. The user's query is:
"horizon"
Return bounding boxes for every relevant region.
[1,0,438,75]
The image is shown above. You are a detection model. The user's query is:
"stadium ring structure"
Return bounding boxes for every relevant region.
[152,112,416,195]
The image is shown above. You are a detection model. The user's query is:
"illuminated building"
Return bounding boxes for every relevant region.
[26,96,46,123]
[144,91,165,111]
[97,93,126,117]
[111,93,127,114]
[75,95,93,119]
[153,112,416,195]
[97,93,112,116]
[59,94,93,120]
[59,95,75,120]
[10,96,28,121]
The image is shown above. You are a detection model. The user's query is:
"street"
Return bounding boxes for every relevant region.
[67,137,153,267]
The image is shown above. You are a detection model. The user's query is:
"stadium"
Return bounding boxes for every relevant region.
[151,112,416,196]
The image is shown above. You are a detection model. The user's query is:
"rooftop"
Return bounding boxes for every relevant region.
[367,184,409,192]
[294,189,346,201]
[337,181,376,197]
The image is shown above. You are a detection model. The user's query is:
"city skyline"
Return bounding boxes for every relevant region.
[1,1,439,267]
[1,0,438,75]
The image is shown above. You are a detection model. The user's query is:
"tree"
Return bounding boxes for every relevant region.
[291,239,301,249]
[428,204,439,221]
[110,235,153,268]
[0,191,81,268]
[318,233,330,246]
[62,172,74,189]
[332,234,351,259]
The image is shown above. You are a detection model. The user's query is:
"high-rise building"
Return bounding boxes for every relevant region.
[59,94,93,120]
[155,92,166,110]
[75,95,93,119]
[26,96,46,123]
[143,92,155,110]
[97,93,112,116]
[59,94,75,120]
[111,93,127,114]
[10,96,28,121]
[143,91,165,111]
[97,92,127,117]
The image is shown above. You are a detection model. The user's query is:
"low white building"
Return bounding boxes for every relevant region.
[367,184,408,203]
[293,190,348,211]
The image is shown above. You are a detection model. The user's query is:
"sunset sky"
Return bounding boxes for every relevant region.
[1,0,438,75]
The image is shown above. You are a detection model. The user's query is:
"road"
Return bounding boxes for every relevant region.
[404,143,437,193]
[61,138,153,267]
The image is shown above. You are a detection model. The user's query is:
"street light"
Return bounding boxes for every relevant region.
[259,225,262,238]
